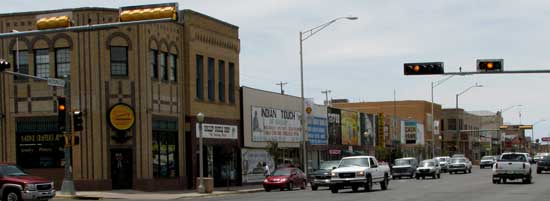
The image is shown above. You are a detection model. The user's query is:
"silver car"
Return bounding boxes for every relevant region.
[434,156,450,172]
[448,157,472,174]
[415,159,441,180]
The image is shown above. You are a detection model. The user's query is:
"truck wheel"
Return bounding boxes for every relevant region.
[468,168,472,173]
[3,190,21,201]
[352,185,359,192]
[311,185,318,191]
[380,174,389,190]
[416,175,420,180]
[330,186,339,193]
[437,173,441,179]
[365,176,373,192]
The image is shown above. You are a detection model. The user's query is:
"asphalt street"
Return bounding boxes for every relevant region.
[188,166,550,201]
[55,166,550,201]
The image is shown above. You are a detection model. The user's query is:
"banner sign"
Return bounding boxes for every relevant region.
[360,113,376,147]
[328,108,342,145]
[341,110,360,145]
[251,106,302,142]
[308,117,328,145]
[542,137,550,142]
[196,123,238,139]
[377,113,385,147]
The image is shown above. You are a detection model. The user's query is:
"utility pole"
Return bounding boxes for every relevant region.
[276,81,287,95]
[60,75,75,195]
[321,89,331,106]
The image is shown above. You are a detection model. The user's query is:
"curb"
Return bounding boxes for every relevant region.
[54,188,264,200]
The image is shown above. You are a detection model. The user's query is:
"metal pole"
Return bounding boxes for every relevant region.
[455,94,460,154]
[198,122,205,193]
[60,76,75,195]
[299,31,308,176]
[394,89,397,145]
[16,36,19,72]
[431,82,435,157]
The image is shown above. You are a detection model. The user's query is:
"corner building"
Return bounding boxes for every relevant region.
[0,6,240,190]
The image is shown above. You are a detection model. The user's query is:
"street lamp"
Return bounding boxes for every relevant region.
[532,119,546,151]
[455,83,483,155]
[197,112,205,193]
[300,16,357,176]
[430,75,455,158]
[500,104,523,114]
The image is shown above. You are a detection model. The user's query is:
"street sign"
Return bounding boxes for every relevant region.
[542,137,550,142]
[47,78,66,87]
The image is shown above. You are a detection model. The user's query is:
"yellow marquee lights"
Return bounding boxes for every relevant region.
[119,6,177,22]
[36,16,71,30]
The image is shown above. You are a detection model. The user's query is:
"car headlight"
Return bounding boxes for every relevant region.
[358,171,365,176]
[281,178,287,182]
[331,172,336,177]
[264,179,268,183]
[24,184,37,191]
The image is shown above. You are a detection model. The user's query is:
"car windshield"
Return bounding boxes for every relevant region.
[543,156,550,160]
[437,158,447,162]
[420,161,435,167]
[0,165,27,176]
[319,161,340,170]
[395,159,412,166]
[500,154,526,162]
[339,158,369,168]
[451,158,466,163]
[481,156,494,160]
[271,169,291,176]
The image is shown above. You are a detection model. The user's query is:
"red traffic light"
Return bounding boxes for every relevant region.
[404,62,445,75]
[477,59,503,72]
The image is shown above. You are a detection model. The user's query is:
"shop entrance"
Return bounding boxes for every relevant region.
[111,148,133,189]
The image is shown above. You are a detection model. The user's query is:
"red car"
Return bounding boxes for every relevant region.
[263,168,307,192]
[0,163,56,201]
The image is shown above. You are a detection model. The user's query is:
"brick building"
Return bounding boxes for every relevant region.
[0,5,240,191]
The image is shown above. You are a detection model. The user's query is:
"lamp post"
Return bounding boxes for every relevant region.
[430,75,454,157]
[197,112,205,193]
[300,16,357,175]
[455,83,483,156]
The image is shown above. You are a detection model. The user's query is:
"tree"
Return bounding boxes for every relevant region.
[267,141,282,168]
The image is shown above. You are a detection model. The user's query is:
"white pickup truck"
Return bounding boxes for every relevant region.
[329,156,390,193]
[492,152,532,184]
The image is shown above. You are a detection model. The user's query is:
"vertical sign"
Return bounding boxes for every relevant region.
[377,113,385,147]
[341,110,360,145]
[360,113,376,147]
[327,108,342,145]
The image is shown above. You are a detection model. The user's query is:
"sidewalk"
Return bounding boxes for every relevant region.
[55,185,264,200]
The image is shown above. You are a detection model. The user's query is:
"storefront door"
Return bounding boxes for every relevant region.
[111,148,133,189]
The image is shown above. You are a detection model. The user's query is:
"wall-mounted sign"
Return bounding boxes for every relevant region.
[341,110,360,146]
[109,103,136,131]
[196,123,238,139]
[329,149,341,155]
[251,106,302,142]
[377,113,385,147]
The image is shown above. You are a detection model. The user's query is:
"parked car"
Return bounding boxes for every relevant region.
[448,157,472,174]
[309,160,340,191]
[536,155,550,174]
[492,152,532,184]
[415,159,441,179]
[263,168,307,192]
[329,156,390,193]
[391,157,418,179]
[480,156,497,169]
[434,156,450,172]
[0,163,56,201]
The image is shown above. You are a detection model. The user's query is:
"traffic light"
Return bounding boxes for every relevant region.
[477,59,503,72]
[119,3,178,22]
[57,97,67,131]
[0,60,10,72]
[73,110,83,131]
[404,62,444,75]
[36,16,71,30]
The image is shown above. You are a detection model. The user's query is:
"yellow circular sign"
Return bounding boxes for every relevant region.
[109,103,135,131]
[306,107,312,114]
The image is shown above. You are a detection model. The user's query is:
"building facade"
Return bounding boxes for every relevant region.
[334,100,443,158]
[0,6,240,191]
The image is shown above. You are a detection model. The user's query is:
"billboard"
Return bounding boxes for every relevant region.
[360,113,376,147]
[308,117,328,145]
[327,108,342,145]
[241,148,274,183]
[401,120,425,145]
[341,110,360,146]
[251,106,302,142]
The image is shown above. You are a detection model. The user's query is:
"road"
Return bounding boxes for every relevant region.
[55,166,550,201]
[188,166,549,201]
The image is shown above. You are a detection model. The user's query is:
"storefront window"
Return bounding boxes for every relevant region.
[16,118,64,168]
[152,120,178,178]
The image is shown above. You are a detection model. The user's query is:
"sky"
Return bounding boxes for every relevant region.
[3,0,550,140]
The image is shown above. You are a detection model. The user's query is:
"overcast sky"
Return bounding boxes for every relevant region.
[3,0,550,140]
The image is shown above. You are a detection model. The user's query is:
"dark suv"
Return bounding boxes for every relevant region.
[0,163,56,201]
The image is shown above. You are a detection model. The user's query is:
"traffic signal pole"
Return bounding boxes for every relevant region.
[60,76,75,195]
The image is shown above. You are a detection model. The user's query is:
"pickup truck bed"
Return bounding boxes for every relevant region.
[492,153,532,184]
